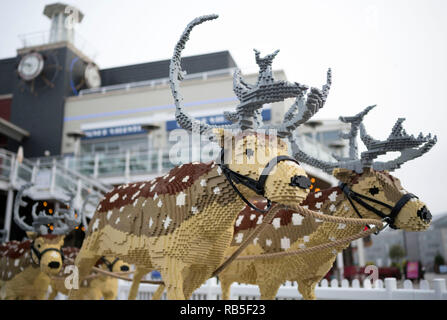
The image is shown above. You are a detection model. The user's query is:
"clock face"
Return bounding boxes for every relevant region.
[84,63,101,89]
[18,52,44,81]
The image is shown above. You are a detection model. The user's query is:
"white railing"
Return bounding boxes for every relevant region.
[18,29,97,61]
[78,68,237,96]
[31,135,338,185]
[0,148,111,217]
[116,277,447,300]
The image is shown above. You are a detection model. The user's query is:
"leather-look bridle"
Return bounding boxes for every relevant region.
[339,183,418,231]
[30,241,64,265]
[219,148,311,213]
[100,257,120,272]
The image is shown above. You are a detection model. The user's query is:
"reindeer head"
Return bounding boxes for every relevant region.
[98,256,130,273]
[291,106,437,231]
[170,15,332,207]
[13,184,81,275]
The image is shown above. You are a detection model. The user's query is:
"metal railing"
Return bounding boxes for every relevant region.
[29,135,337,185]
[18,29,97,61]
[78,68,237,96]
[115,277,447,300]
[0,148,111,217]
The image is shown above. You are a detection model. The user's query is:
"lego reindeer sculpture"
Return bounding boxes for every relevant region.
[49,196,130,300]
[218,106,436,300]
[48,247,130,300]
[0,184,80,299]
[71,14,331,300]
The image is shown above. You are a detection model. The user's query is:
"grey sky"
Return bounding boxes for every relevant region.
[1,0,446,215]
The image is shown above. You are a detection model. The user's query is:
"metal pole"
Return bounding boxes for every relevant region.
[4,188,14,241]
[357,238,366,266]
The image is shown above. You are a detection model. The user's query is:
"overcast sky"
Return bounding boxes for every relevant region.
[1,0,446,215]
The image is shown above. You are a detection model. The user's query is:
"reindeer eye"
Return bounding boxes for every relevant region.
[37,244,41,248]
[245,148,254,157]
[369,186,379,196]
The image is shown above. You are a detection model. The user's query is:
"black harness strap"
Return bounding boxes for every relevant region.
[219,148,302,213]
[340,183,418,230]
[100,257,120,272]
[30,241,64,265]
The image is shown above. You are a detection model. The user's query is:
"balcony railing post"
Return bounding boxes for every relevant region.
[125,150,131,183]
[31,159,40,184]
[93,154,99,178]
[50,158,57,194]
[157,150,163,174]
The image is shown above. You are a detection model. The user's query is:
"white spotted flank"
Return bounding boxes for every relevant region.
[328,191,338,202]
[234,233,243,243]
[176,192,186,206]
[292,213,304,225]
[235,215,244,227]
[272,218,281,229]
[280,237,290,250]
[109,193,119,203]
[163,216,172,229]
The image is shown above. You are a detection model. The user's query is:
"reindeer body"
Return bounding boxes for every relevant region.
[74,162,247,299]
[219,168,432,300]
[49,247,128,300]
[0,235,65,300]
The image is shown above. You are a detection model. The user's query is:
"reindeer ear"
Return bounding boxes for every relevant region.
[333,168,357,183]
[26,231,37,240]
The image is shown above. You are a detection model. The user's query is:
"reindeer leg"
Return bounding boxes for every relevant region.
[68,249,102,299]
[128,266,151,300]
[219,277,233,300]
[297,278,318,300]
[47,288,58,300]
[152,284,165,300]
[160,257,186,300]
[258,280,281,300]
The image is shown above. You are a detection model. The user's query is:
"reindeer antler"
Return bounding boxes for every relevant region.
[13,183,81,235]
[51,190,81,234]
[360,118,437,171]
[170,15,331,136]
[290,105,437,173]
[263,68,332,137]
[170,14,240,138]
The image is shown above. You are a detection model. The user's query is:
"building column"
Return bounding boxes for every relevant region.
[357,238,365,266]
[3,188,14,241]
[336,252,344,280]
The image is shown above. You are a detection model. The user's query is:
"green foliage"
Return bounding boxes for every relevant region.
[389,244,406,263]
[434,253,445,266]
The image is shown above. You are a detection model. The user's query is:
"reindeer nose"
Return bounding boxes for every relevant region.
[120,265,129,272]
[48,261,60,269]
[290,175,311,189]
[417,206,432,223]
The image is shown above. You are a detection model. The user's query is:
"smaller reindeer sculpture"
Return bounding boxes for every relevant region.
[218,106,437,300]
[0,184,80,299]
[49,247,129,300]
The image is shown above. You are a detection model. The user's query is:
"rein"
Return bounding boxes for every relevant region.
[231,204,384,261]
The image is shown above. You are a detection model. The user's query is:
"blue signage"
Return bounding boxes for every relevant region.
[165,109,271,131]
[82,124,145,139]
[81,109,272,139]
